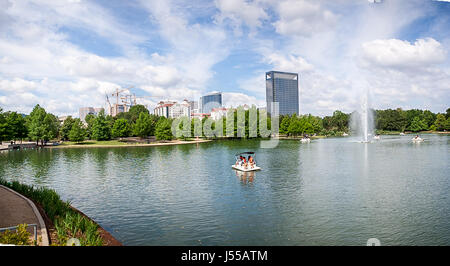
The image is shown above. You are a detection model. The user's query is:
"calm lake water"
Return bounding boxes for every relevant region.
[0,134,449,245]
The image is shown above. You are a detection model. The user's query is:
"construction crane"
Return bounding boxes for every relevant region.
[109,86,133,116]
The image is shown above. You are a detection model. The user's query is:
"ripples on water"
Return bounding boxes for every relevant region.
[0,134,449,245]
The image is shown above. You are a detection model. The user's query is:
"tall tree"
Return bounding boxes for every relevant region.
[434,114,447,131]
[409,116,427,132]
[84,114,96,139]
[26,104,47,146]
[68,118,86,143]
[60,116,75,141]
[128,105,149,124]
[133,112,153,138]
[112,118,131,138]
[6,112,28,143]
[0,108,9,142]
[42,113,59,143]
[155,118,173,140]
[91,110,111,141]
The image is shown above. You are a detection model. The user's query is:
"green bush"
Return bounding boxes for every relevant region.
[0,177,103,246]
[0,224,32,245]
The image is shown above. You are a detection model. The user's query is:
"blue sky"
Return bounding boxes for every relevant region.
[0,0,449,117]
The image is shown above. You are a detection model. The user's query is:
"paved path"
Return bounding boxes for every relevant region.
[0,185,49,245]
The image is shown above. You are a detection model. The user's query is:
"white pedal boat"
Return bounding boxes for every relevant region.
[300,138,311,143]
[232,165,261,172]
[233,152,261,172]
[412,137,424,142]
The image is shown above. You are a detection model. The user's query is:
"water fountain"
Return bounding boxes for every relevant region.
[351,90,374,143]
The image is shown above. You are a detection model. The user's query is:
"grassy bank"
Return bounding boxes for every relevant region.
[0,177,103,246]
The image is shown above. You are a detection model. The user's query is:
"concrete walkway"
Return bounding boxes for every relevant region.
[0,185,49,246]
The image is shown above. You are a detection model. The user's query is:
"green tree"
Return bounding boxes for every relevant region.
[133,112,153,138]
[59,116,75,141]
[91,110,111,141]
[112,118,131,138]
[446,108,450,119]
[0,108,9,142]
[155,118,173,140]
[26,105,47,146]
[434,114,447,131]
[409,116,427,132]
[280,115,291,135]
[42,113,59,143]
[68,119,86,143]
[422,110,436,128]
[8,112,28,143]
[128,105,149,124]
[84,114,96,139]
[287,118,302,137]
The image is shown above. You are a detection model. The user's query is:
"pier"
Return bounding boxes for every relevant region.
[0,143,38,151]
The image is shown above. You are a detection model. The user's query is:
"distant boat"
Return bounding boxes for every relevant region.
[342,132,349,136]
[232,152,261,172]
[412,136,424,142]
[300,137,311,143]
[400,132,405,136]
[373,135,381,140]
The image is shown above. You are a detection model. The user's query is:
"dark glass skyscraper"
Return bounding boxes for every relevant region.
[266,71,299,115]
[201,92,222,113]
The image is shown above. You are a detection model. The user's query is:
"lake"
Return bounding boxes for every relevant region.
[0,134,449,245]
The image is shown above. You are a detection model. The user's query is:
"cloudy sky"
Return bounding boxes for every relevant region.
[0,0,449,117]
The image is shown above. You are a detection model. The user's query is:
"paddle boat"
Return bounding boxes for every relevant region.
[300,137,310,143]
[400,132,405,136]
[412,135,424,142]
[232,152,261,172]
[342,132,349,136]
[300,134,311,143]
[373,135,381,140]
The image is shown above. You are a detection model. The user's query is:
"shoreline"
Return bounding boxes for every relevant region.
[0,178,122,246]
[46,139,212,149]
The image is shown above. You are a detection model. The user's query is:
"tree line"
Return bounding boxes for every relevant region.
[1,105,449,145]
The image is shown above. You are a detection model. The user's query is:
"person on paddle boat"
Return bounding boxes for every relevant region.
[242,157,248,169]
[248,156,255,168]
[235,156,242,166]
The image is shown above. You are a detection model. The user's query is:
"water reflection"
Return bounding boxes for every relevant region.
[235,170,255,185]
[0,136,449,245]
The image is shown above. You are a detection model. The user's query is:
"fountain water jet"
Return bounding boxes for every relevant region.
[351,90,374,143]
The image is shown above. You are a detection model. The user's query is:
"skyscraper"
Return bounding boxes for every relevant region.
[266,71,299,115]
[201,92,222,114]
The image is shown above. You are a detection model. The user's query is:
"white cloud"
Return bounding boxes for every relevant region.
[361,38,447,69]
[223,92,265,108]
[214,0,269,33]
[273,0,338,36]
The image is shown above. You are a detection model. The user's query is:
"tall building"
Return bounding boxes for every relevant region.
[265,71,299,115]
[79,107,104,122]
[201,92,222,114]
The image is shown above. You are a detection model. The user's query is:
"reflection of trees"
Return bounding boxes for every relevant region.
[27,149,57,182]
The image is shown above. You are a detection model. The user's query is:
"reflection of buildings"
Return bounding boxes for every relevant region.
[266,71,299,115]
[79,107,104,122]
[200,92,222,114]
[154,99,191,119]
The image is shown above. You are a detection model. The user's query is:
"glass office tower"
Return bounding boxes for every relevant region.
[201,92,222,113]
[266,71,299,115]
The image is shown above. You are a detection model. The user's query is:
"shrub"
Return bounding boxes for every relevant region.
[0,224,32,245]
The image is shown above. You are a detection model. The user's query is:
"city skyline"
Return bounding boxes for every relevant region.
[0,0,449,117]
